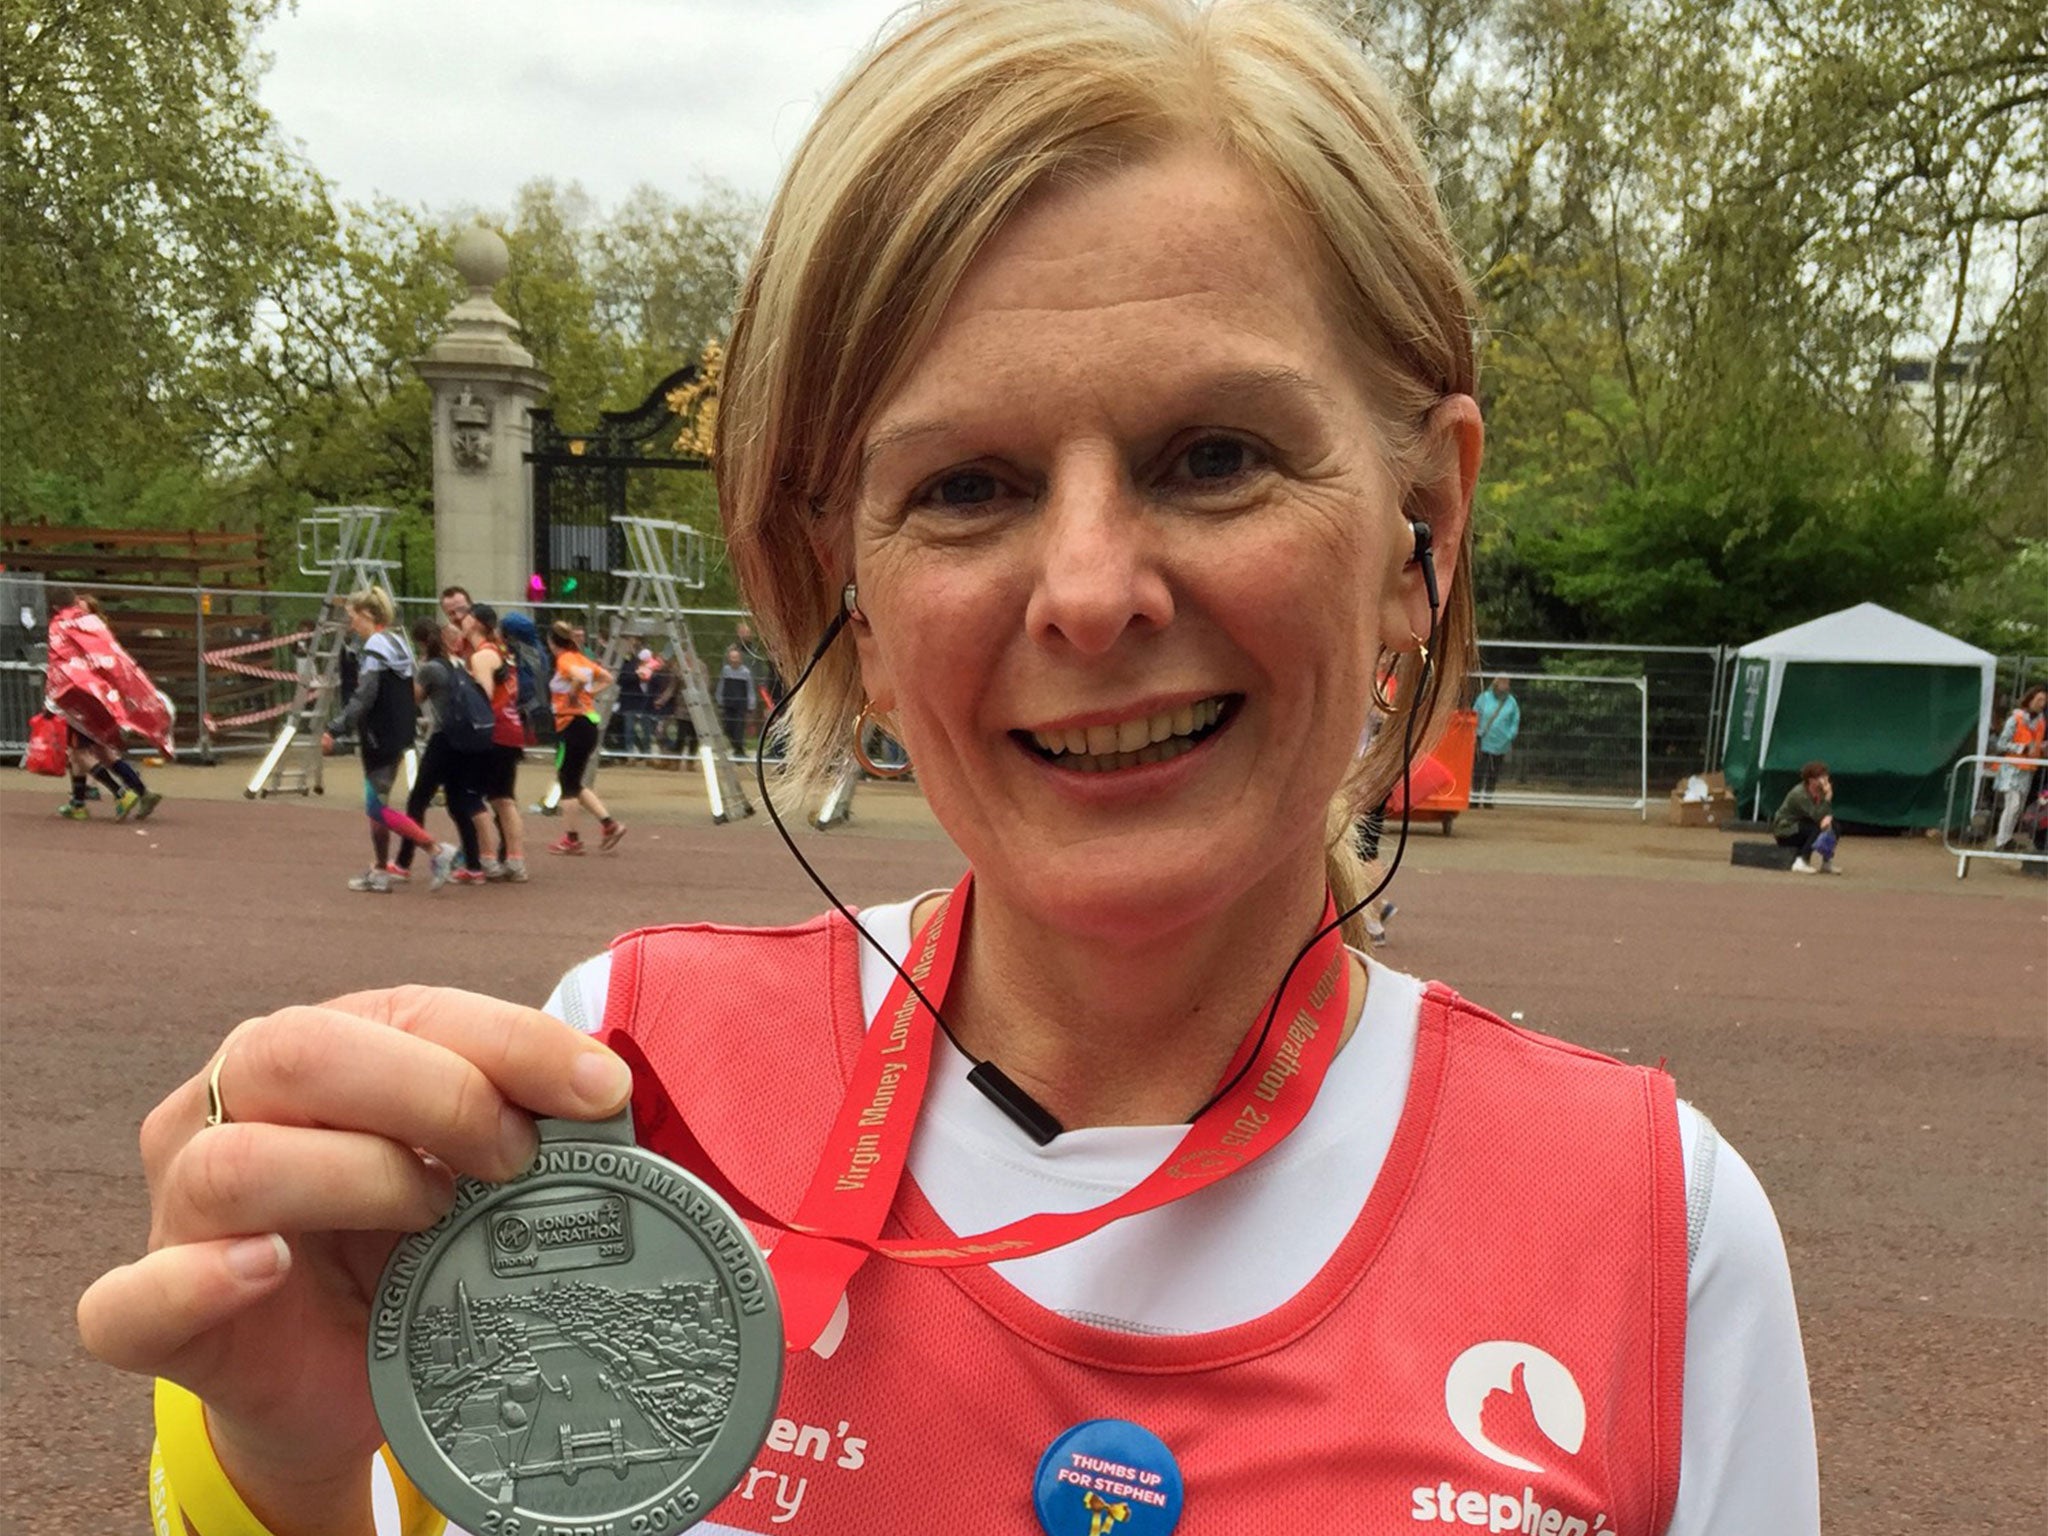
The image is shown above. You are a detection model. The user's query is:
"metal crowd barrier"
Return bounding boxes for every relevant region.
[1942,754,2047,878]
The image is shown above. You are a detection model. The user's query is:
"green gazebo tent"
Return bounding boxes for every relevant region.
[1721,603,1995,828]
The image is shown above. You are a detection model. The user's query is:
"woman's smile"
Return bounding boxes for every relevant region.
[1014,692,1240,774]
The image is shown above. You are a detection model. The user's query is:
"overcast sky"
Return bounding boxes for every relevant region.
[258,0,910,216]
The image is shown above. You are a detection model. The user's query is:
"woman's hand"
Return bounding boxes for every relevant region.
[77,987,632,1513]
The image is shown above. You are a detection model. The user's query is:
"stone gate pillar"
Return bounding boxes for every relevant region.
[413,226,551,607]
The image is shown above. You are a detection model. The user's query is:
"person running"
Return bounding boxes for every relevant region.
[387,620,491,887]
[320,587,454,894]
[546,620,625,854]
[45,592,168,821]
[460,603,529,882]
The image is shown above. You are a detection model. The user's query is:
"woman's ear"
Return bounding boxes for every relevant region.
[808,518,896,713]
[1392,394,1483,642]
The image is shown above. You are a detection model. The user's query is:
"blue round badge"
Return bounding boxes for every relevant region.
[1033,1418,1185,1535]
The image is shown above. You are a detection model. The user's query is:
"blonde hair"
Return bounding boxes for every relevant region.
[344,586,395,628]
[720,0,1478,940]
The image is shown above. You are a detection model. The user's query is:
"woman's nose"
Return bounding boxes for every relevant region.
[1023,464,1175,656]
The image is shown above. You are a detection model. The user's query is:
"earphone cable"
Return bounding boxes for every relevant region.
[754,613,980,1066]
[755,584,1448,1133]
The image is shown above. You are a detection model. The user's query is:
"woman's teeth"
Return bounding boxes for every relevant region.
[1027,697,1228,772]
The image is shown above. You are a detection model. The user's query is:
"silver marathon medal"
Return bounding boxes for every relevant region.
[368,1110,783,1534]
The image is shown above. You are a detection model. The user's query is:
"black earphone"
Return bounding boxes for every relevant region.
[1409,518,1439,616]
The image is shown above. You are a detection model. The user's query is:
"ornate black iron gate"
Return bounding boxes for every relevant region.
[527,362,714,604]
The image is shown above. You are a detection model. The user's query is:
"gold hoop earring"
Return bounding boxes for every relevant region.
[851,701,914,779]
[1370,667,1400,714]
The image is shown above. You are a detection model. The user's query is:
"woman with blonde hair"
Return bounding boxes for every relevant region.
[81,4,1815,1531]
[320,586,454,893]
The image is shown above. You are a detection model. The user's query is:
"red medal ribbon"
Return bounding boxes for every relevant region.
[602,873,1351,1352]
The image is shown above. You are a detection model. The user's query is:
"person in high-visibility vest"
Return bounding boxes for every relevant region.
[1992,683,2047,850]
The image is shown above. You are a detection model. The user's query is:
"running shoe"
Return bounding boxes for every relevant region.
[1789,857,1816,874]
[114,788,140,820]
[451,867,489,886]
[133,791,163,821]
[600,820,628,851]
[548,834,584,855]
[57,802,89,820]
[348,869,394,893]
[500,858,530,882]
[383,861,412,882]
[480,858,506,880]
[428,844,457,892]
[1377,901,1398,923]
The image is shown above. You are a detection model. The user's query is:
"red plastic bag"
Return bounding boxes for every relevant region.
[22,712,67,776]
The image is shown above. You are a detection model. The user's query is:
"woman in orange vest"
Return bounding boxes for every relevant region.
[78,6,1817,1532]
[1992,683,2047,850]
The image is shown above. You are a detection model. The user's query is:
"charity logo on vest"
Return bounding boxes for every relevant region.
[1033,1420,1184,1535]
[1411,1341,1615,1534]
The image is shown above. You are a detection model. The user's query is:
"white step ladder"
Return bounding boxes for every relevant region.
[577,516,753,823]
[811,757,860,828]
[245,507,399,799]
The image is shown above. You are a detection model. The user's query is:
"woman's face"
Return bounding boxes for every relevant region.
[347,608,375,638]
[848,146,1474,943]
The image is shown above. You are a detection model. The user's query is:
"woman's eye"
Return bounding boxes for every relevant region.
[924,469,1002,508]
[1176,436,1258,483]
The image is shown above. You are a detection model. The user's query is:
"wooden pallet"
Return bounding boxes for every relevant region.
[4,524,276,751]
[0,523,270,587]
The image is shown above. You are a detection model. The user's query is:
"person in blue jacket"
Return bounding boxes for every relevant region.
[1473,675,1519,807]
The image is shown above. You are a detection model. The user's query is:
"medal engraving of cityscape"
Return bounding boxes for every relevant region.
[406,1187,743,1513]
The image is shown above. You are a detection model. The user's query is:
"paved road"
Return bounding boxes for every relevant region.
[3,773,2040,1530]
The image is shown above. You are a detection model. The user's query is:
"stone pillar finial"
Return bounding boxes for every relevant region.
[450,224,511,298]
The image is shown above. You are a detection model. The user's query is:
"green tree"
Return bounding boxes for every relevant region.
[1346,0,2045,647]
[496,178,754,421]
[0,0,317,525]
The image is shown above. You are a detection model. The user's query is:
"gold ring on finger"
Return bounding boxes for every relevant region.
[204,1050,234,1128]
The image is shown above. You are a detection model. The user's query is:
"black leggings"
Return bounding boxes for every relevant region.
[396,734,486,870]
[1474,751,1503,805]
[556,714,600,797]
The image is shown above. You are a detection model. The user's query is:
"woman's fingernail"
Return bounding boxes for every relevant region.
[225,1235,290,1283]
[499,1104,538,1174]
[571,1049,633,1108]
[426,1168,459,1216]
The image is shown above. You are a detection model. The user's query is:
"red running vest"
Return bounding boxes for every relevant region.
[603,913,1687,1536]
